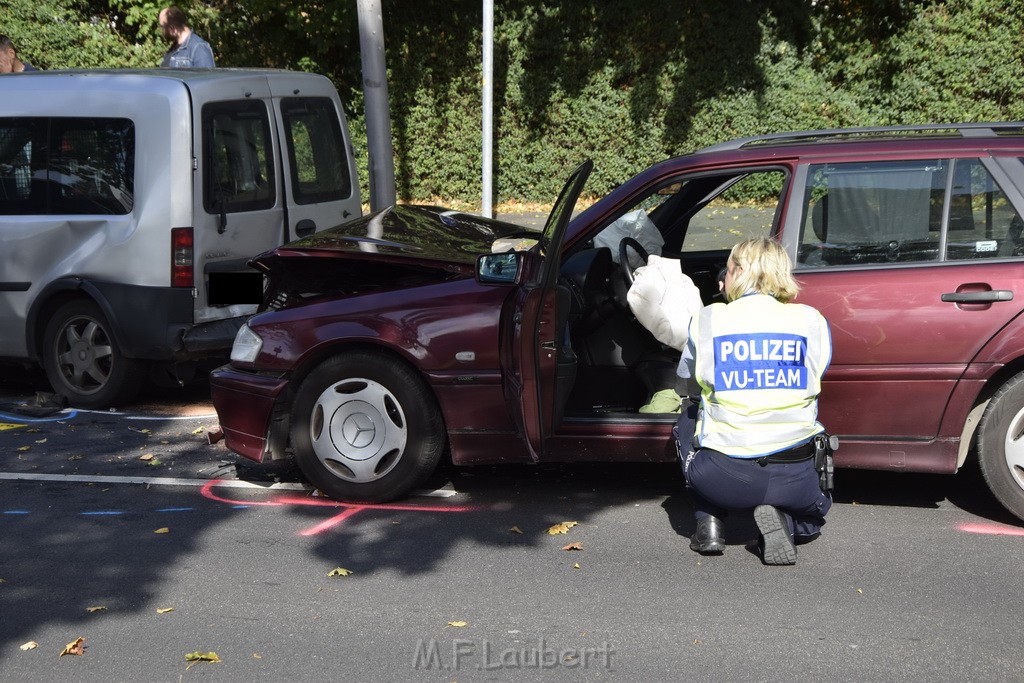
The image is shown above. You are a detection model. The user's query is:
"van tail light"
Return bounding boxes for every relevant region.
[171,227,194,288]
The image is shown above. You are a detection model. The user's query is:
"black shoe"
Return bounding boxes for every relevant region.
[689,515,725,554]
[753,505,796,565]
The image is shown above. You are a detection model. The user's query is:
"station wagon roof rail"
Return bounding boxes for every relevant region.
[697,121,1024,153]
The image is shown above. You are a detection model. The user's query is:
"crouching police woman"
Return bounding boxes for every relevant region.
[676,237,832,565]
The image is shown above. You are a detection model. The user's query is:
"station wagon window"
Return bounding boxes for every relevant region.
[596,170,785,256]
[280,97,351,204]
[202,101,275,214]
[797,159,1024,266]
[680,171,784,251]
[0,117,134,215]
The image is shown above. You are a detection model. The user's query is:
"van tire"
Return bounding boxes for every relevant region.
[42,300,146,408]
[289,351,445,503]
[977,371,1024,521]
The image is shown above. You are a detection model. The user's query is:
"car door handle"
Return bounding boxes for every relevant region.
[941,290,1014,303]
[295,219,316,237]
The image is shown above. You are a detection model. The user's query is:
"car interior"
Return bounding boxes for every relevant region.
[551,172,771,424]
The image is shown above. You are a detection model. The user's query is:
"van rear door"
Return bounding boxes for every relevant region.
[267,73,362,240]
[187,75,282,327]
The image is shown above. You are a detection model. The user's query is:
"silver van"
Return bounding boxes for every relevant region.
[0,69,361,407]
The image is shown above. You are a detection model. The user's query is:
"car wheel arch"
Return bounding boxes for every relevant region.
[27,278,126,362]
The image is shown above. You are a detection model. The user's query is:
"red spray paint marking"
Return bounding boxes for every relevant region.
[199,480,478,536]
[957,521,1024,537]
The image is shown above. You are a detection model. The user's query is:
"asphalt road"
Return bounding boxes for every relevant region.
[2,366,1024,681]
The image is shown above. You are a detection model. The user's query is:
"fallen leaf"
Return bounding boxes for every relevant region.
[192,427,205,435]
[509,526,523,534]
[252,653,262,659]
[154,527,170,534]
[129,427,151,434]
[34,438,47,444]
[146,458,162,466]
[68,455,83,461]
[20,641,38,651]
[0,578,6,583]
[16,446,30,452]
[185,651,221,668]
[139,454,154,461]
[85,606,107,613]
[156,607,175,614]
[546,521,578,535]
[856,588,864,594]
[59,637,85,657]
[327,567,353,577]
[561,542,583,551]
[572,562,581,570]
[693,639,702,645]
[447,621,468,628]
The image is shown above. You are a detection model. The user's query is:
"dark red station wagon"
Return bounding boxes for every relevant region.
[211,123,1024,523]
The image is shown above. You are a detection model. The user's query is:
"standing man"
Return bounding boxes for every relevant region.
[159,6,216,68]
[677,237,833,565]
[0,35,38,73]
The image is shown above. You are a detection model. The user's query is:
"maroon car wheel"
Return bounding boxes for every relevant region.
[290,351,446,503]
[977,371,1024,521]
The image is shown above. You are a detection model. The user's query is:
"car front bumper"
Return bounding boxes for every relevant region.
[209,364,290,462]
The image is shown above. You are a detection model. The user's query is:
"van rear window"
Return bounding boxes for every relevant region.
[202,101,275,214]
[281,97,352,205]
[0,118,134,215]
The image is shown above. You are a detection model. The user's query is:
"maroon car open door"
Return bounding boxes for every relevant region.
[504,160,593,460]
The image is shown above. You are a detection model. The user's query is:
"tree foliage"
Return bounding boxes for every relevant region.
[3,0,1024,203]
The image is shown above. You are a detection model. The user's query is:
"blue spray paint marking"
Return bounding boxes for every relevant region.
[3,510,31,515]
[0,410,79,423]
[155,507,194,513]
[81,511,124,516]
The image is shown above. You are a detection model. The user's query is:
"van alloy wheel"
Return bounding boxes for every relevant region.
[42,300,145,409]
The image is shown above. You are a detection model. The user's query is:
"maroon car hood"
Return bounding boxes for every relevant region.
[252,204,530,272]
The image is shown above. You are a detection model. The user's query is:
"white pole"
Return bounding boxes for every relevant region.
[482,0,494,218]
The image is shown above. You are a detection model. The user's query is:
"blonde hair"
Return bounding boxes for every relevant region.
[724,237,800,303]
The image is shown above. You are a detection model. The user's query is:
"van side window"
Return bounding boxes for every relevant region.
[0,118,134,215]
[202,101,275,214]
[280,97,352,205]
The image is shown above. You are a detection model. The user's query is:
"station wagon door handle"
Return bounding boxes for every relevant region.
[940,290,1014,303]
[295,219,316,237]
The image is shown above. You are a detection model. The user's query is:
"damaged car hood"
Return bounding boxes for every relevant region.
[257,204,533,270]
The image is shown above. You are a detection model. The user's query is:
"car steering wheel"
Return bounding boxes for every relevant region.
[619,237,650,286]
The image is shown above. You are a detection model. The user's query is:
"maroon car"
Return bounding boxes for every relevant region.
[211,123,1024,523]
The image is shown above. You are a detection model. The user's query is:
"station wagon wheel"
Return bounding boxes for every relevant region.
[977,371,1024,522]
[290,351,445,503]
[42,300,146,408]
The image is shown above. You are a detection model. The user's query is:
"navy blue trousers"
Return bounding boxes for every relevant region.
[686,448,831,538]
[674,412,831,538]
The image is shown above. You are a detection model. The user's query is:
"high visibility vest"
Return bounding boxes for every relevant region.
[690,293,832,457]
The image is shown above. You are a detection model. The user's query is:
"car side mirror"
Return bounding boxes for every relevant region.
[477,252,521,284]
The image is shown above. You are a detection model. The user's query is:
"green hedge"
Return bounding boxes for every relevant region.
[7,0,1024,204]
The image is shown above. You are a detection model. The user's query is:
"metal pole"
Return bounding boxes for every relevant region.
[357,0,397,211]
[481,0,494,218]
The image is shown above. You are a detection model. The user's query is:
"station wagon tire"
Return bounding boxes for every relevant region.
[42,300,146,408]
[289,352,446,503]
[977,372,1024,521]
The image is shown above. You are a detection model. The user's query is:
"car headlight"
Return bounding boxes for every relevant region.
[230,323,264,364]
